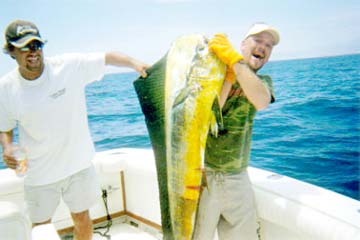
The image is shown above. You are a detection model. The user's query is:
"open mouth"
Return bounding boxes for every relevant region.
[252,53,264,59]
[27,55,40,64]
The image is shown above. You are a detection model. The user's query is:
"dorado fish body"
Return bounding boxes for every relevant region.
[134,34,226,239]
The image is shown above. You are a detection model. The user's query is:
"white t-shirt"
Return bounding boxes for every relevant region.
[0,53,106,186]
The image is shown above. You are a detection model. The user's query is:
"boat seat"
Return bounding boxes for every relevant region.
[0,201,31,240]
[92,148,129,173]
[0,169,23,196]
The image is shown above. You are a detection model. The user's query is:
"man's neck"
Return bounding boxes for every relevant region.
[19,65,44,80]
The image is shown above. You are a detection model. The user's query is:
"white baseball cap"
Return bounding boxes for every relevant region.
[244,23,280,45]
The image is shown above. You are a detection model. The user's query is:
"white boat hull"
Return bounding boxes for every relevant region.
[0,148,359,239]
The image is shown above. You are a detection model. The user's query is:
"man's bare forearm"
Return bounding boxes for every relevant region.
[233,62,271,110]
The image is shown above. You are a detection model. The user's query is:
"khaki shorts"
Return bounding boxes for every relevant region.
[24,165,101,223]
[193,169,260,240]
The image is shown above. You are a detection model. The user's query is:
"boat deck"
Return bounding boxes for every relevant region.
[60,217,161,240]
[61,223,158,240]
[60,217,220,240]
[93,223,158,240]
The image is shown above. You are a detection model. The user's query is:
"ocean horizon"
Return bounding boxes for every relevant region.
[0,53,359,200]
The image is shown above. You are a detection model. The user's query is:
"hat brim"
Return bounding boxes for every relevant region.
[245,25,280,45]
[10,35,46,48]
[263,29,279,45]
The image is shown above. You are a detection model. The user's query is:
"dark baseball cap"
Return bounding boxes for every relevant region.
[5,20,46,48]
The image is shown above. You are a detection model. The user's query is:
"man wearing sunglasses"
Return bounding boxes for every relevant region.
[0,19,148,240]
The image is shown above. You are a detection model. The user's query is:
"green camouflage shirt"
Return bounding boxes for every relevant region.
[205,75,275,173]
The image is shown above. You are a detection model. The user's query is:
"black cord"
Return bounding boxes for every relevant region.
[94,189,112,239]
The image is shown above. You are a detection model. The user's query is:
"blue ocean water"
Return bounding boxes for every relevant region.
[0,54,359,200]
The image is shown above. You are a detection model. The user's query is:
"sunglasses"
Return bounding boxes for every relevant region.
[18,41,44,52]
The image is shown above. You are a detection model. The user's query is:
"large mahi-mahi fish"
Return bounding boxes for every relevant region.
[134,34,226,240]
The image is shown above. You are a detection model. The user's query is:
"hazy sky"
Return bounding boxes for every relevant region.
[0,0,359,75]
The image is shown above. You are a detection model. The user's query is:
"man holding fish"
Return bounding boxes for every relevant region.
[0,19,148,240]
[194,23,280,240]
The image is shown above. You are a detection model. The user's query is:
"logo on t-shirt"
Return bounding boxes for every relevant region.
[50,88,66,99]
